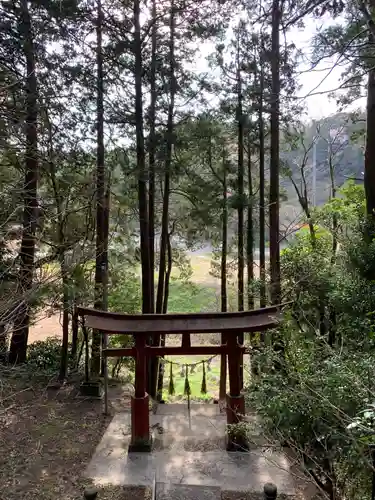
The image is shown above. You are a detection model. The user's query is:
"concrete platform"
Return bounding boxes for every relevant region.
[153,403,268,450]
[85,404,298,498]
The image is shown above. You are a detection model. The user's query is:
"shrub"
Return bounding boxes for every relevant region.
[246,183,375,499]
[108,266,141,314]
[27,337,62,371]
[247,340,375,499]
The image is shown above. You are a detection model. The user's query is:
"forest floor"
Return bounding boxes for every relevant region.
[0,368,139,500]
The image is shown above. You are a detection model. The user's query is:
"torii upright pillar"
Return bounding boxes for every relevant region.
[226,331,246,450]
[129,333,151,452]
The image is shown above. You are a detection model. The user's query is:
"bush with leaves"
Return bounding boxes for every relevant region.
[246,183,375,499]
[282,182,375,347]
[27,337,64,372]
[106,264,140,378]
[108,264,141,314]
[248,330,375,499]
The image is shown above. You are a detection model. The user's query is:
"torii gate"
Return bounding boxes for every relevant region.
[78,304,283,451]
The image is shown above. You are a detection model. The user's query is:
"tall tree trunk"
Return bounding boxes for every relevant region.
[9,0,38,364]
[92,0,108,376]
[100,181,110,376]
[155,229,173,400]
[221,151,228,315]
[269,0,281,305]
[134,0,152,314]
[237,38,244,389]
[219,149,228,401]
[359,5,375,238]
[328,155,337,347]
[60,256,70,380]
[148,0,157,313]
[247,134,254,310]
[237,43,244,314]
[45,113,70,381]
[147,0,158,396]
[162,231,173,314]
[258,43,266,308]
[156,0,175,315]
[153,0,175,398]
[364,64,375,236]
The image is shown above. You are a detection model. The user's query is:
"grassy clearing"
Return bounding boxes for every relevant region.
[160,354,252,402]
[188,254,217,284]
[161,354,221,402]
[167,280,219,313]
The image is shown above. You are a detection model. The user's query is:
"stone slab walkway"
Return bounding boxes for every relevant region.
[84,404,299,498]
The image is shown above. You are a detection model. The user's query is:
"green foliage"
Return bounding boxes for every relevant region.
[248,339,375,499]
[162,355,220,402]
[106,265,140,376]
[108,265,141,314]
[319,181,366,230]
[282,224,333,330]
[109,264,218,315]
[312,8,368,107]
[281,182,375,343]
[247,182,375,499]
[27,337,63,371]
[227,422,249,440]
[167,281,218,313]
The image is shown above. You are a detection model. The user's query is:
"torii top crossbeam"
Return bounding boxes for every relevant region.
[77,303,283,335]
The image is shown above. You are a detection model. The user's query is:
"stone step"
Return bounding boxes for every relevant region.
[155,483,221,500]
[154,482,299,500]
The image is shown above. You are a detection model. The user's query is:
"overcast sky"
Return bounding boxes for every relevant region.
[194,14,366,120]
[290,17,366,119]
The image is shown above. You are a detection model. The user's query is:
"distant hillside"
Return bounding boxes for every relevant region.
[280,112,365,226]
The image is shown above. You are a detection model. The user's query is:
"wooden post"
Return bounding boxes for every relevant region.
[130,333,151,451]
[103,330,109,416]
[83,322,89,383]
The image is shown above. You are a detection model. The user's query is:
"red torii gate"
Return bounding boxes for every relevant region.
[78,304,283,451]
